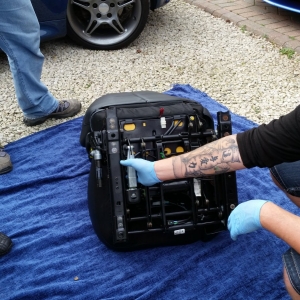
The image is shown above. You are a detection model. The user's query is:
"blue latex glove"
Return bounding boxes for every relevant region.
[120,158,162,186]
[228,200,268,241]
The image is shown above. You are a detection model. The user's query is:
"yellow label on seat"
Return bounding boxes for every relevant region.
[124,124,136,131]
[176,146,184,153]
[164,148,171,155]
[174,120,183,127]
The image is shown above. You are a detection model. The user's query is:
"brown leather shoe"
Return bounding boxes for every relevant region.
[23,99,82,126]
[0,232,13,256]
[0,150,13,175]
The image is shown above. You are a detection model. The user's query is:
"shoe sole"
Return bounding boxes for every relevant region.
[0,165,13,175]
[23,116,48,126]
[0,241,13,256]
[24,104,82,127]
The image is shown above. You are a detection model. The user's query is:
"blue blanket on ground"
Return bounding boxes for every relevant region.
[0,84,294,299]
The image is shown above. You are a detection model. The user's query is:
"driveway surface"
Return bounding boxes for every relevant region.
[0,0,299,145]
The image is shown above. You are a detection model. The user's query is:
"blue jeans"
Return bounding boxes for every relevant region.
[0,0,58,118]
[270,161,300,197]
[283,248,300,295]
[273,162,300,294]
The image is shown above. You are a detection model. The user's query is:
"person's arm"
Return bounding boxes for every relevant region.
[228,200,300,253]
[120,105,300,185]
[154,134,245,181]
[260,202,300,253]
[236,105,300,168]
[121,134,246,185]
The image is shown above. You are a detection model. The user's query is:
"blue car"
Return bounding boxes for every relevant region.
[264,0,300,13]
[32,0,170,50]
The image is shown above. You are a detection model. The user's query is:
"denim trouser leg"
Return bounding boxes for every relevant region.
[0,0,58,118]
[283,248,300,295]
[270,161,300,197]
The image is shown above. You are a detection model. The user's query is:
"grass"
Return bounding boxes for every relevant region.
[280,47,295,59]
[241,25,247,33]
[252,106,261,114]
[85,82,92,88]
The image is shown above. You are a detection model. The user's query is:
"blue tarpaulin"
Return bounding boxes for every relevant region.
[0,85,293,299]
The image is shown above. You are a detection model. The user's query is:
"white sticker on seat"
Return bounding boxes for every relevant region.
[174,229,185,235]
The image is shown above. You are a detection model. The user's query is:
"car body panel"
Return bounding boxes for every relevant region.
[39,20,67,41]
[151,0,171,10]
[31,0,170,42]
[264,0,300,13]
[31,0,68,41]
[31,0,68,21]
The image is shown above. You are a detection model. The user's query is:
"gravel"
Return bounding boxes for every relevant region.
[1,0,300,146]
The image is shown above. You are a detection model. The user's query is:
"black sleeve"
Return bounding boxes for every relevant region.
[236,105,300,168]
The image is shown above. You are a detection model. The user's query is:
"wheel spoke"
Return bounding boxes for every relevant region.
[72,0,92,12]
[109,18,125,34]
[85,19,101,34]
[118,0,135,9]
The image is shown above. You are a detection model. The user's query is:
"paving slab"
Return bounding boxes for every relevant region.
[185,0,300,53]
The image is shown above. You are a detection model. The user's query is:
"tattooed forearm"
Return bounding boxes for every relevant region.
[172,156,207,178]
[221,147,240,163]
[172,136,242,178]
[214,165,231,174]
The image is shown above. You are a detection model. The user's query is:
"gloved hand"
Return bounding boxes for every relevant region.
[120,158,162,186]
[228,199,268,241]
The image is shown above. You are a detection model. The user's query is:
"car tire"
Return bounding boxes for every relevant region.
[67,0,150,50]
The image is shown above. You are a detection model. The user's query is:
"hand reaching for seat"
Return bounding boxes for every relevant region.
[120,158,161,186]
[228,200,268,240]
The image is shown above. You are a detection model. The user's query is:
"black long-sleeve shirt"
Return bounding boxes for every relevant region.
[236,105,300,168]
